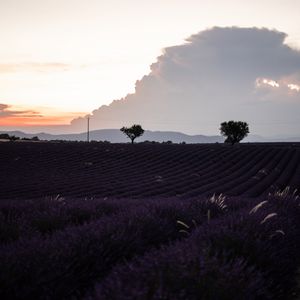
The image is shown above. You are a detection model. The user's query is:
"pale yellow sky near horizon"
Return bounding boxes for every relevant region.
[0,0,300,126]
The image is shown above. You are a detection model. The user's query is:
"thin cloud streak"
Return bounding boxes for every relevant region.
[0,103,42,118]
[0,103,83,126]
[0,63,71,73]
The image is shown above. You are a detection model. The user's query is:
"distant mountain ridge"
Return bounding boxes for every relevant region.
[1,129,300,143]
[1,129,224,143]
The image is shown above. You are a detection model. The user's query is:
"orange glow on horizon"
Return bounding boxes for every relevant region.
[0,116,74,126]
[0,104,85,126]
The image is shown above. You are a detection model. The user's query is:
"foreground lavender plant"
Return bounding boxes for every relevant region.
[89,193,300,300]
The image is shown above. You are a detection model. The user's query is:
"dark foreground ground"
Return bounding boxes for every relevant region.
[0,142,300,299]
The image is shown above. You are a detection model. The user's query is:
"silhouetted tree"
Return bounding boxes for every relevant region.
[220,121,249,145]
[0,134,10,140]
[9,135,20,141]
[0,134,20,141]
[120,124,144,144]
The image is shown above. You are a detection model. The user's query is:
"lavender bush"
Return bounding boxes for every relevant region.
[89,192,300,300]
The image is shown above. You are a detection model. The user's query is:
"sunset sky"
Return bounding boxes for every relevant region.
[0,0,300,135]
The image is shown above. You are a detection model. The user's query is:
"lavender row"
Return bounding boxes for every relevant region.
[90,192,300,300]
[2,143,298,200]
[0,195,242,299]
[0,197,141,244]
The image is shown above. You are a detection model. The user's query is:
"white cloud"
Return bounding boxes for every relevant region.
[256,78,279,88]
[71,27,300,136]
[288,83,300,91]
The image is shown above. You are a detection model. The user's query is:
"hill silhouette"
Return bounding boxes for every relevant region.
[0,129,224,143]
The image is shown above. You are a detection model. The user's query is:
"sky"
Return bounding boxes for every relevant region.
[0,0,300,136]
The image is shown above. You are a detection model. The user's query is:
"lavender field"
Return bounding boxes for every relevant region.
[0,142,299,199]
[0,142,300,299]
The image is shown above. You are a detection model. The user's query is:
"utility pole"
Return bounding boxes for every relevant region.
[87,116,90,142]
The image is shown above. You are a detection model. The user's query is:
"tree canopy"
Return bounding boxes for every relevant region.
[220,121,249,145]
[0,134,20,141]
[120,124,144,144]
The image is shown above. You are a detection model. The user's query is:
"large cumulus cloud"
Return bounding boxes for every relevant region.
[71,27,300,136]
